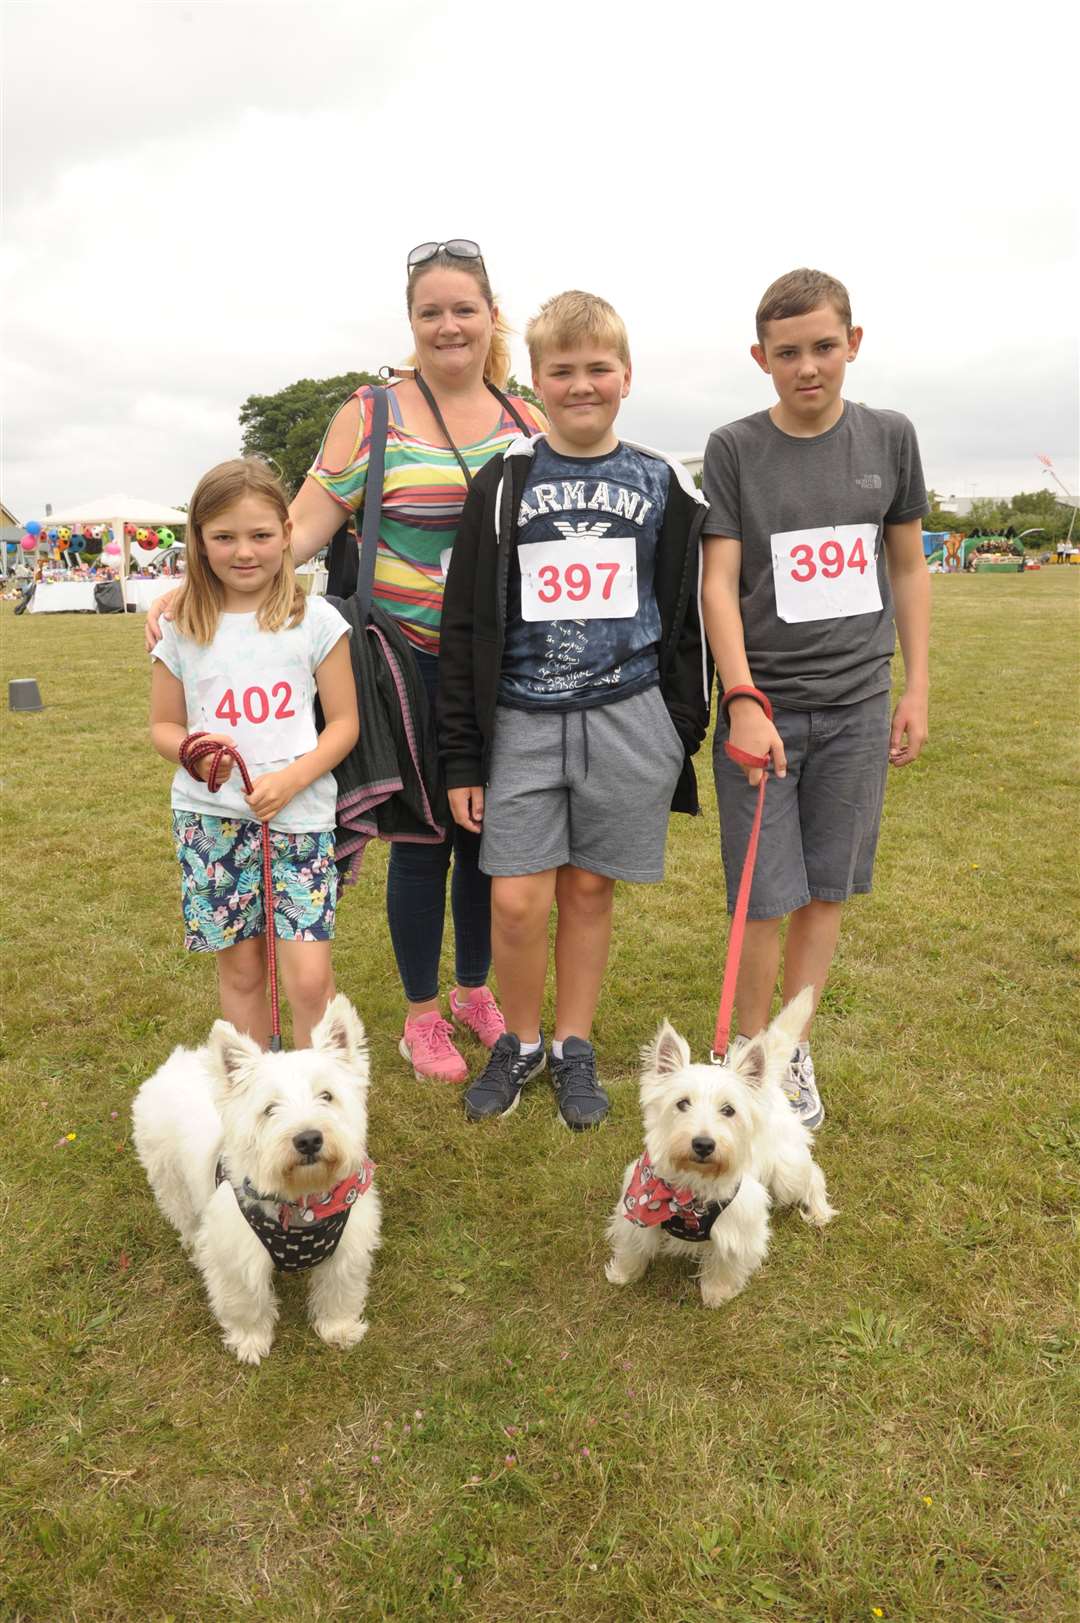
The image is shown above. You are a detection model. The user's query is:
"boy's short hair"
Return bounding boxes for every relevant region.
[527,290,630,369]
[755,268,853,342]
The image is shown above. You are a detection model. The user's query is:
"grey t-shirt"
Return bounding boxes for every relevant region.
[702,401,928,708]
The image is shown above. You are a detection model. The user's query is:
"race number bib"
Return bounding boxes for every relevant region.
[771,524,882,624]
[195,659,317,767]
[519,534,638,622]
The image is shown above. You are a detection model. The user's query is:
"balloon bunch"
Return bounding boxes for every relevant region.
[17,518,121,555]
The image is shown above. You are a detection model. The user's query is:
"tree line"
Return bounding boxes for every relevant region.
[924,490,1073,545]
[238,373,1072,546]
[238,373,541,495]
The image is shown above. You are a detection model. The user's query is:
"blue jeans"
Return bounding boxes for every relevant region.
[386,646,492,1003]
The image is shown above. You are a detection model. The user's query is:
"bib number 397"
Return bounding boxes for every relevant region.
[520,534,638,621]
[771,523,881,624]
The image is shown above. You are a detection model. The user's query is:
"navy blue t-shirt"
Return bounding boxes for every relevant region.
[499,440,670,711]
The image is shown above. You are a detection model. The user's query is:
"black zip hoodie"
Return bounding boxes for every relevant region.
[437,434,712,815]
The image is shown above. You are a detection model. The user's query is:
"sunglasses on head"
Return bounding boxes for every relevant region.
[407,239,485,272]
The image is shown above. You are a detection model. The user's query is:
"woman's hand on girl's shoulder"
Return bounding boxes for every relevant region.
[145,588,179,651]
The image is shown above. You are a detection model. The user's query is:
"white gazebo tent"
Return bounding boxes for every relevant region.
[44,493,188,597]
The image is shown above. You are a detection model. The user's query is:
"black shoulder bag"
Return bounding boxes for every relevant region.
[325,386,390,605]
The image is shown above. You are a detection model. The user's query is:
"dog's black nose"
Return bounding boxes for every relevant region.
[293,1130,324,1158]
[691,1136,716,1159]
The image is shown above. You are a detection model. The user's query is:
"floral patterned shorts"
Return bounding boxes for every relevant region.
[173,813,337,953]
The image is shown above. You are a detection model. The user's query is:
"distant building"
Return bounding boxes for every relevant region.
[930,496,1005,517]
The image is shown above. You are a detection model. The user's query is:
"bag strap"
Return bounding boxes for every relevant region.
[355,386,389,620]
[325,387,389,612]
[412,373,540,488]
[484,381,537,438]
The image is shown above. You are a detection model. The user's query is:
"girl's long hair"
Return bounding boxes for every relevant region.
[174,458,304,645]
[405,251,512,388]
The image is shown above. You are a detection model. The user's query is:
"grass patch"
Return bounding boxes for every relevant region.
[1,573,1078,1620]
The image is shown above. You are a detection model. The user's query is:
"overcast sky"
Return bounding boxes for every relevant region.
[3,0,1077,520]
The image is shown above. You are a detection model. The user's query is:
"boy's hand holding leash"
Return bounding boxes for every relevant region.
[448,786,485,834]
[722,686,785,787]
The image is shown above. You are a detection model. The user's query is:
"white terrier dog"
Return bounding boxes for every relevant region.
[605,989,835,1307]
[132,995,380,1364]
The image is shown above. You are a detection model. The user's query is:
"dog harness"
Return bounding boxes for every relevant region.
[622,1150,740,1243]
[215,1158,375,1272]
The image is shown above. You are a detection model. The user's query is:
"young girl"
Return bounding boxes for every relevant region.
[150,459,359,1048]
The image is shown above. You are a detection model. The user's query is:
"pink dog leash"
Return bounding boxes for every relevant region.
[180,733,283,1053]
[710,738,770,1065]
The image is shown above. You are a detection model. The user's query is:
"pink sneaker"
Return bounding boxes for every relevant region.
[450,986,507,1049]
[399,1011,468,1084]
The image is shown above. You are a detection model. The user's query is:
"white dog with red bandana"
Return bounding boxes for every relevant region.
[605,989,834,1307]
[133,996,380,1364]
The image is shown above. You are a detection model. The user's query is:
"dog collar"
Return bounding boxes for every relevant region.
[622,1150,740,1243]
[216,1158,375,1272]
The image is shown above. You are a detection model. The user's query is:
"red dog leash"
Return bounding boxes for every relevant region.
[179,733,283,1052]
[710,685,774,1064]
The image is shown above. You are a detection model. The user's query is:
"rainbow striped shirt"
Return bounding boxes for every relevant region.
[309,385,545,653]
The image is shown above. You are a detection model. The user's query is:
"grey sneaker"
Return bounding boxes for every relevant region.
[549,1037,610,1130]
[464,1033,546,1121]
[785,1049,824,1129]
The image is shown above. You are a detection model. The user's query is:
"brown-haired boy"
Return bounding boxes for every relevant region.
[701,268,930,1127]
[439,291,710,1127]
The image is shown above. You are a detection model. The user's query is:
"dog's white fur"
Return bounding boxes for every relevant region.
[132,995,380,1364]
[605,988,835,1307]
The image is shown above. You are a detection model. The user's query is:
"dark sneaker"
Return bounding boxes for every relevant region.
[785,1050,824,1129]
[549,1037,610,1130]
[463,1033,546,1122]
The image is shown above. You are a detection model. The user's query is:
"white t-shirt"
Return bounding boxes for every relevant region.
[151,595,351,833]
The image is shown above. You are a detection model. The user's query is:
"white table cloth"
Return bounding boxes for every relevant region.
[28,577,176,613]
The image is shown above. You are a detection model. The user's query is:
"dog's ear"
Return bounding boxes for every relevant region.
[642,1021,691,1079]
[206,1021,263,1094]
[768,986,814,1057]
[729,1036,767,1089]
[311,995,368,1076]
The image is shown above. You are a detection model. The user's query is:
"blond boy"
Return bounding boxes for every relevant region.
[439,292,710,1127]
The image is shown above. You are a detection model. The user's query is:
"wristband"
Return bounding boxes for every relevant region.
[721,685,773,723]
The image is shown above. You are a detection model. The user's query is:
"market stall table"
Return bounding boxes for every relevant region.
[28,577,176,613]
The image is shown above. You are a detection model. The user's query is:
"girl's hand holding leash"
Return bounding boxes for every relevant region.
[723,687,786,788]
[188,732,237,785]
[245,767,302,823]
[448,786,484,834]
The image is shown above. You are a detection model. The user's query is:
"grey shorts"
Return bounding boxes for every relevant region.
[713,691,891,918]
[480,685,685,882]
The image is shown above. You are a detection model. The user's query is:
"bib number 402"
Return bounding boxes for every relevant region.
[214,682,295,727]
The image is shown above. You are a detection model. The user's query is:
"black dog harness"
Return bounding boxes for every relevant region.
[216,1158,375,1272]
[622,1149,740,1243]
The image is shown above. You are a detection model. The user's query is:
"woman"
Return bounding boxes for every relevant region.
[150,241,543,1080]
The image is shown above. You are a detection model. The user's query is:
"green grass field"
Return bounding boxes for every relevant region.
[1,572,1077,1622]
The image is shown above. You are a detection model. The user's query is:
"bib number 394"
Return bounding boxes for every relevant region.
[771,523,881,624]
[520,534,638,622]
